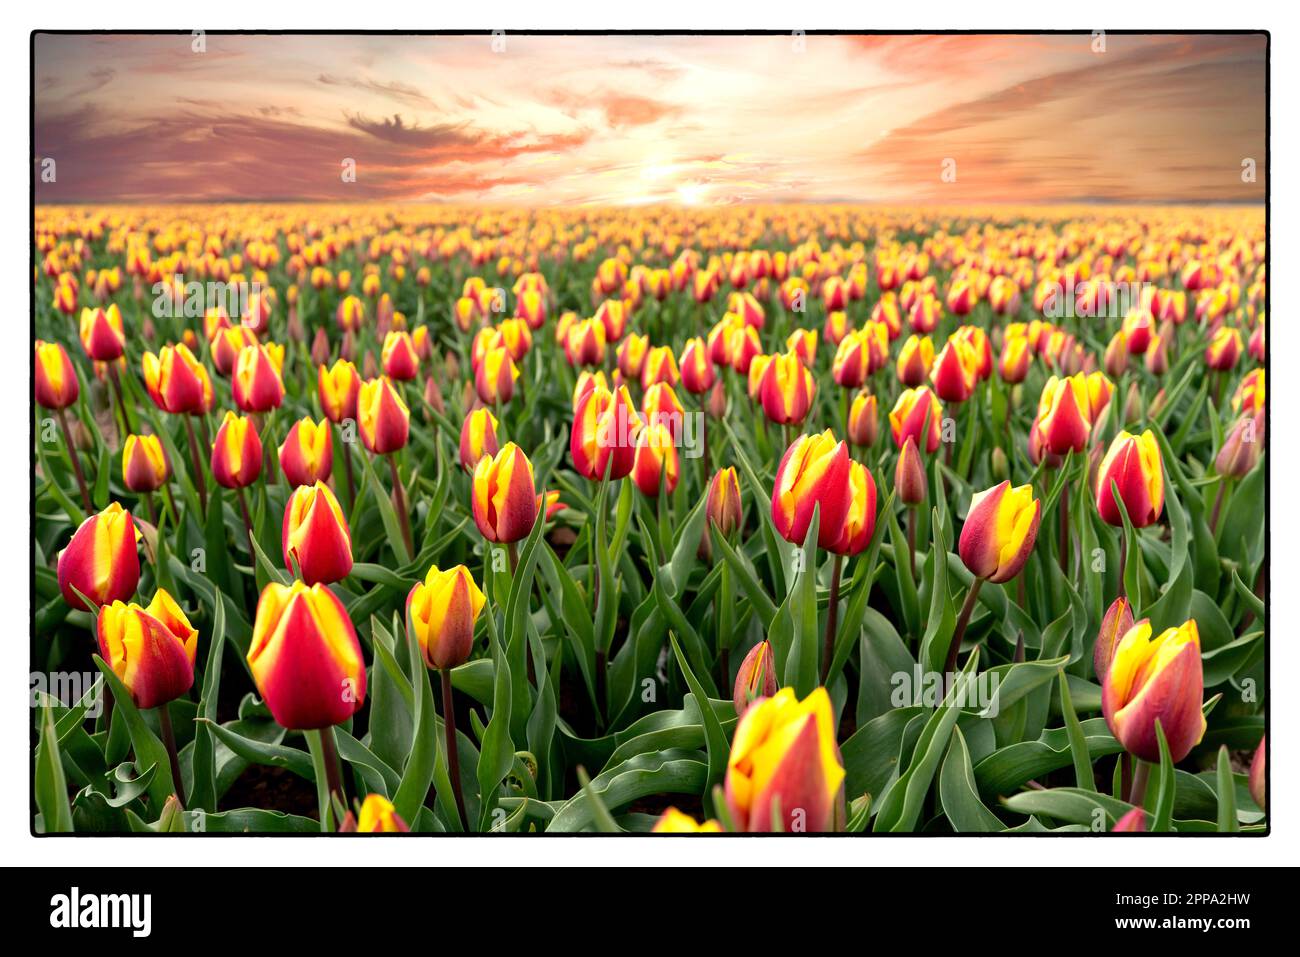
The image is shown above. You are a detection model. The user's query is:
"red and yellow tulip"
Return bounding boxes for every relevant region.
[97,588,197,709]
[724,687,845,833]
[1102,618,1206,763]
[407,564,486,670]
[57,501,140,610]
[571,384,641,481]
[248,581,366,730]
[1096,429,1164,527]
[357,377,410,455]
[34,340,79,410]
[282,482,353,585]
[958,481,1042,583]
[278,417,333,487]
[771,430,851,549]
[122,434,169,493]
[211,412,263,489]
[471,443,539,544]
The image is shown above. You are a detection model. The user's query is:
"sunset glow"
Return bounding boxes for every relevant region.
[35,32,1266,205]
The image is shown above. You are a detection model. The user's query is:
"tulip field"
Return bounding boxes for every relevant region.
[32,203,1266,834]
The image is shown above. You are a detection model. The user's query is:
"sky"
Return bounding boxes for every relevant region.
[33,32,1267,206]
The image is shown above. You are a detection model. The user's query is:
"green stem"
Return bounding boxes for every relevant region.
[1129,758,1151,808]
[387,453,415,559]
[819,553,844,685]
[183,414,208,513]
[440,669,468,831]
[945,577,984,691]
[56,406,92,511]
[158,704,186,809]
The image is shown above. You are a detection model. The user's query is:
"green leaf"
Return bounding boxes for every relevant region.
[939,727,1003,833]
[358,449,412,565]
[783,505,820,697]
[873,648,980,833]
[1151,720,1175,833]
[667,635,728,816]
[709,523,778,629]
[198,719,314,780]
[1057,671,1096,792]
[94,655,177,809]
[36,700,74,833]
[1216,746,1239,833]
[392,616,440,828]
[547,750,707,833]
[189,597,226,813]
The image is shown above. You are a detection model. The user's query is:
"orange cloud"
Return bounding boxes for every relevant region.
[34,32,1266,205]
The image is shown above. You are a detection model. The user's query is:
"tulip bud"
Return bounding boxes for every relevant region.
[958,481,1041,584]
[1102,618,1205,762]
[97,588,197,709]
[990,446,1009,482]
[422,374,445,417]
[407,564,486,670]
[930,339,977,403]
[283,482,353,585]
[896,335,934,388]
[233,344,285,413]
[57,501,140,610]
[1215,411,1264,478]
[847,392,878,448]
[651,808,723,833]
[1033,374,1091,456]
[895,436,927,505]
[211,326,258,378]
[248,581,367,730]
[828,460,878,556]
[679,336,715,394]
[475,346,519,405]
[122,434,169,493]
[1103,331,1129,379]
[354,794,410,833]
[1111,808,1147,832]
[458,408,500,472]
[143,344,211,415]
[79,305,125,361]
[319,360,361,424]
[211,411,263,489]
[631,423,681,497]
[771,430,851,549]
[998,333,1031,384]
[278,417,333,487]
[641,345,681,390]
[724,687,845,832]
[1096,429,1164,528]
[732,640,777,715]
[759,351,815,425]
[1085,371,1115,423]
[570,384,642,481]
[1093,595,1135,680]
[358,377,410,454]
[310,327,331,366]
[1144,333,1169,376]
[1249,736,1266,811]
[706,466,743,538]
[1122,381,1142,424]
[889,386,942,454]
[706,379,727,419]
[34,340,79,410]
[381,330,420,381]
[472,443,539,543]
[1205,325,1243,371]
